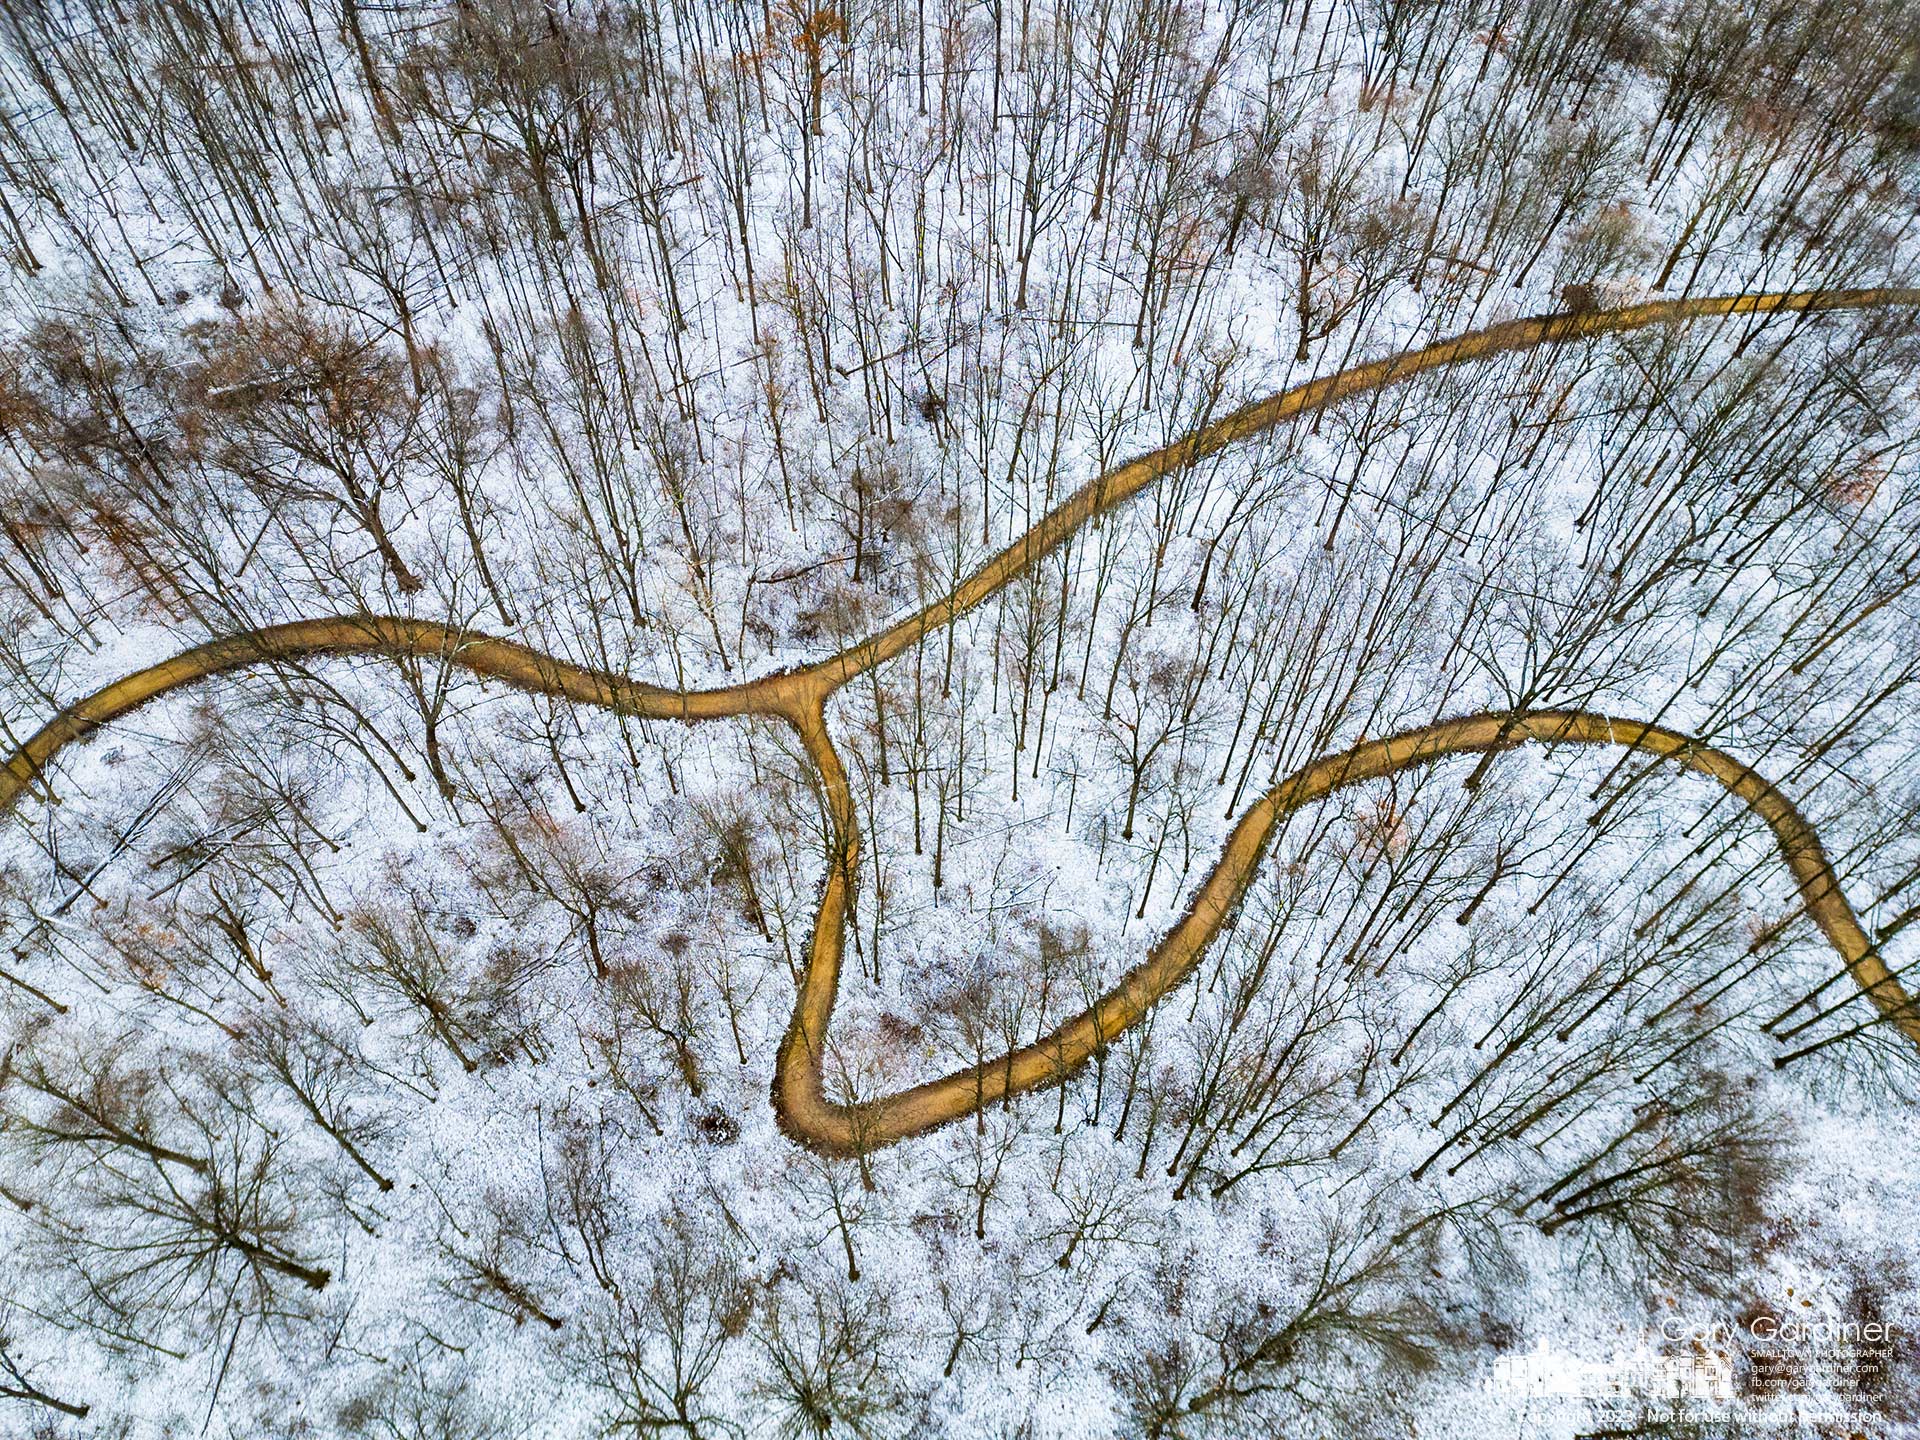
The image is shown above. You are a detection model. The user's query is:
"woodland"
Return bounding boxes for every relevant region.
[3,0,1920,1436]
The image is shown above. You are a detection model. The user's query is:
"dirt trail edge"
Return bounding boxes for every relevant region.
[4,287,1917,1157]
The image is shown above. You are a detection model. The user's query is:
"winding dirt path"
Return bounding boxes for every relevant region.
[779,707,1920,1152]
[5,287,1918,1156]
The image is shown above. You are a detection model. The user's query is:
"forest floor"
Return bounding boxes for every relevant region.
[8,284,1920,1157]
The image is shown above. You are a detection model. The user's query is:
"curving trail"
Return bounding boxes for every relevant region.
[4,287,1919,1156]
[778,708,1920,1153]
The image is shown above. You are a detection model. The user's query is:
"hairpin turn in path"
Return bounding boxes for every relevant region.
[5,286,1919,1157]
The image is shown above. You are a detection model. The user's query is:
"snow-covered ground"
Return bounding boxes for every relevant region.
[3,0,1920,1434]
